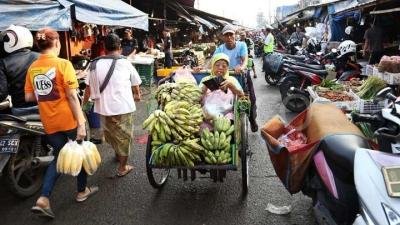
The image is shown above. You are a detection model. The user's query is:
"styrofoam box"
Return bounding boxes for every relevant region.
[307,86,360,111]
[366,64,374,76]
[373,66,384,79]
[384,72,400,85]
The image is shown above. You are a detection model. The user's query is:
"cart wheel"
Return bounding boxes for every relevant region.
[240,113,249,194]
[146,136,170,188]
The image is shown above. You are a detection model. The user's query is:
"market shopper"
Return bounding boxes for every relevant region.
[121,28,139,57]
[214,24,258,132]
[0,25,39,113]
[363,21,384,65]
[162,29,173,68]
[247,55,257,78]
[25,28,98,219]
[83,33,142,177]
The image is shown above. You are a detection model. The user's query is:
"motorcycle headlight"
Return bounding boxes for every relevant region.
[382,203,400,225]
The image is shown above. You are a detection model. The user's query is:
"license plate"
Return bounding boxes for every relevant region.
[0,135,20,154]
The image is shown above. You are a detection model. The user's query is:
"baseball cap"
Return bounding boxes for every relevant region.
[124,28,132,33]
[222,24,236,35]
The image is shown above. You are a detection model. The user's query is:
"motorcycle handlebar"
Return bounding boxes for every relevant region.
[351,112,382,124]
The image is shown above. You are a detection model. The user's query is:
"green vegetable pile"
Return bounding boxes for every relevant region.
[356,76,386,100]
[319,79,344,91]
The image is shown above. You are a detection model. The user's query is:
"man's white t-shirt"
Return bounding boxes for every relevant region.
[86,58,142,116]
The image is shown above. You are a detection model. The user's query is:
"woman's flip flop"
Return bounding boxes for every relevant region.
[76,186,99,203]
[31,205,55,219]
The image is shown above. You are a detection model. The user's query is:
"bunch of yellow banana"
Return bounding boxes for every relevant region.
[142,109,175,143]
[204,150,232,165]
[142,100,204,145]
[151,138,205,167]
[56,141,84,176]
[213,115,235,134]
[170,83,202,104]
[81,141,102,175]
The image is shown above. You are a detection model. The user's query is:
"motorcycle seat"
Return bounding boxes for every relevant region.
[20,114,41,121]
[319,134,370,174]
[283,54,306,61]
[286,64,328,76]
[285,60,325,70]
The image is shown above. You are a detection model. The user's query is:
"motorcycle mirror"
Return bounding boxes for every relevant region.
[374,87,394,103]
[331,48,337,53]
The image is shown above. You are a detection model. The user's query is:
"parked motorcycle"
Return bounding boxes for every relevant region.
[352,87,400,154]
[0,97,52,198]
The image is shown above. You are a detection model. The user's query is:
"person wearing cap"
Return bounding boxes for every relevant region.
[83,33,142,178]
[121,28,139,57]
[263,25,275,55]
[214,24,258,132]
[239,31,253,55]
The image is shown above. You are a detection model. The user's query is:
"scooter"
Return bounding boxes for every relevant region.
[311,88,400,224]
[0,97,53,198]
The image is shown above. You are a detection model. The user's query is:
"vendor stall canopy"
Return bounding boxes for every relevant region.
[0,0,149,31]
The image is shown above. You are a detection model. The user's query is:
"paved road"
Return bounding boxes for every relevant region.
[0,57,315,225]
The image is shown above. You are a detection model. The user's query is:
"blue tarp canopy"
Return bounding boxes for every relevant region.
[0,0,148,31]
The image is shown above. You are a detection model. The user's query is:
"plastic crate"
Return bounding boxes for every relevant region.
[384,72,400,85]
[357,100,386,114]
[134,63,154,86]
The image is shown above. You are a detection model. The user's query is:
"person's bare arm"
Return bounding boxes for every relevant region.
[65,88,86,140]
[25,92,36,102]
[235,55,248,74]
[132,85,141,102]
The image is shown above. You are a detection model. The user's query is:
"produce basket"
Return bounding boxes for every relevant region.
[307,86,360,111]
[356,99,386,114]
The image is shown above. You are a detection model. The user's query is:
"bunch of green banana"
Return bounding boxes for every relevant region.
[170,83,202,103]
[204,150,232,165]
[155,83,179,106]
[150,138,205,167]
[200,128,232,153]
[213,115,235,134]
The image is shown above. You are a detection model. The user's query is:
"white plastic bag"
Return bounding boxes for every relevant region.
[56,140,84,176]
[81,141,102,175]
[203,90,234,120]
[173,67,197,84]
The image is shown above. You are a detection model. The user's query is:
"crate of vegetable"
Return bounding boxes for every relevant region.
[308,85,360,111]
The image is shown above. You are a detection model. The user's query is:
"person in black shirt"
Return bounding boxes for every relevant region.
[162,29,173,68]
[121,28,138,57]
[0,25,38,113]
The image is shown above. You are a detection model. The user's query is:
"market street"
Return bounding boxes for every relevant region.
[0,57,315,225]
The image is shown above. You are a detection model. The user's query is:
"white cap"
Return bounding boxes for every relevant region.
[222,24,236,35]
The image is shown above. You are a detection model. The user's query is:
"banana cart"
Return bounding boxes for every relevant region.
[145,71,250,194]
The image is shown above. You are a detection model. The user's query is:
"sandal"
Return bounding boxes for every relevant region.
[76,186,99,203]
[31,205,55,219]
[117,165,134,177]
